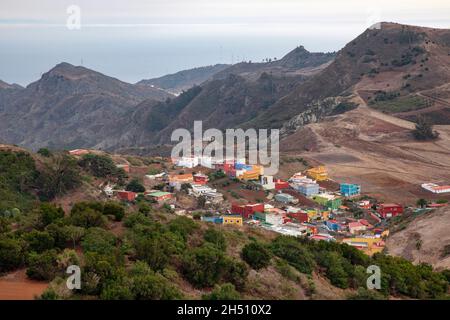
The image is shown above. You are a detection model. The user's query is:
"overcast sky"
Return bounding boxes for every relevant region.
[1,0,449,85]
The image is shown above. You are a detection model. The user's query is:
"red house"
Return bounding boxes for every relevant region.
[377,203,403,218]
[117,191,137,202]
[231,203,264,219]
[287,212,309,223]
[274,179,290,190]
[193,172,209,185]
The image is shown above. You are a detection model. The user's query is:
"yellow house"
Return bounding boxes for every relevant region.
[342,237,385,256]
[223,215,243,226]
[237,165,264,181]
[307,210,318,221]
[306,166,328,181]
[321,211,330,221]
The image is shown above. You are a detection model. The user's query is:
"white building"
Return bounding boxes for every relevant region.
[260,175,275,190]
[421,183,450,194]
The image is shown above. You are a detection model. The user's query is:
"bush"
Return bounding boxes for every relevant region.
[0,237,24,272]
[24,230,55,253]
[37,148,52,157]
[126,179,145,193]
[26,249,59,281]
[204,229,227,250]
[82,228,117,255]
[270,236,315,274]
[181,244,227,288]
[241,242,272,270]
[103,202,125,221]
[39,203,65,226]
[413,116,439,140]
[203,283,241,300]
[70,202,107,228]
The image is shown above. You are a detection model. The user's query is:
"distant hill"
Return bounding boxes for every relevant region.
[0,63,173,150]
[248,22,450,128]
[1,23,450,151]
[213,46,335,80]
[137,64,229,95]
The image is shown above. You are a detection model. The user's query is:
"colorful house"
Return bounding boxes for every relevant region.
[231,203,264,219]
[348,221,367,234]
[236,165,263,181]
[193,172,209,185]
[340,183,361,197]
[146,191,174,202]
[117,191,137,202]
[287,211,309,223]
[274,179,290,190]
[325,220,342,232]
[168,173,194,190]
[306,166,328,181]
[201,216,224,224]
[293,182,320,196]
[377,203,404,219]
[260,175,275,190]
[275,193,299,204]
[342,237,385,256]
[223,215,243,226]
[312,194,342,210]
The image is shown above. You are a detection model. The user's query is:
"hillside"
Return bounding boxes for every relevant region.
[250,22,450,129]
[0,146,449,300]
[138,64,229,95]
[0,63,173,150]
[386,206,450,270]
[213,46,335,81]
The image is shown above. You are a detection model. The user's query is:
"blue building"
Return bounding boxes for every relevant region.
[201,216,223,224]
[340,183,361,197]
[294,183,320,196]
[325,220,342,232]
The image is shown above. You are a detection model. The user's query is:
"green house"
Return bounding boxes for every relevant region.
[312,195,342,210]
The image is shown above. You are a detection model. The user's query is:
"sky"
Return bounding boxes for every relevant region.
[0,0,449,86]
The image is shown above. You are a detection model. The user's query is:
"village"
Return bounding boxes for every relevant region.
[69,149,450,257]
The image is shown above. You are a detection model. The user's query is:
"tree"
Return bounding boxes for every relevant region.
[24,230,55,253]
[26,249,59,281]
[413,116,439,140]
[37,148,52,157]
[241,242,272,270]
[202,283,241,300]
[37,154,81,201]
[0,237,24,272]
[64,225,85,249]
[39,203,65,226]
[103,202,125,221]
[70,202,107,228]
[126,179,145,193]
[181,244,227,288]
[416,198,428,208]
[270,236,316,274]
[78,154,118,178]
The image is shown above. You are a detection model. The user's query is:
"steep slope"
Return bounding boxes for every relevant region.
[137,64,229,95]
[251,22,450,129]
[0,63,173,150]
[386,206,450,270]
[137,72,306,145]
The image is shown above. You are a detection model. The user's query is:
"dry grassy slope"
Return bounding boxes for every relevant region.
[386,206,450,270]
[280,104,450,205]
